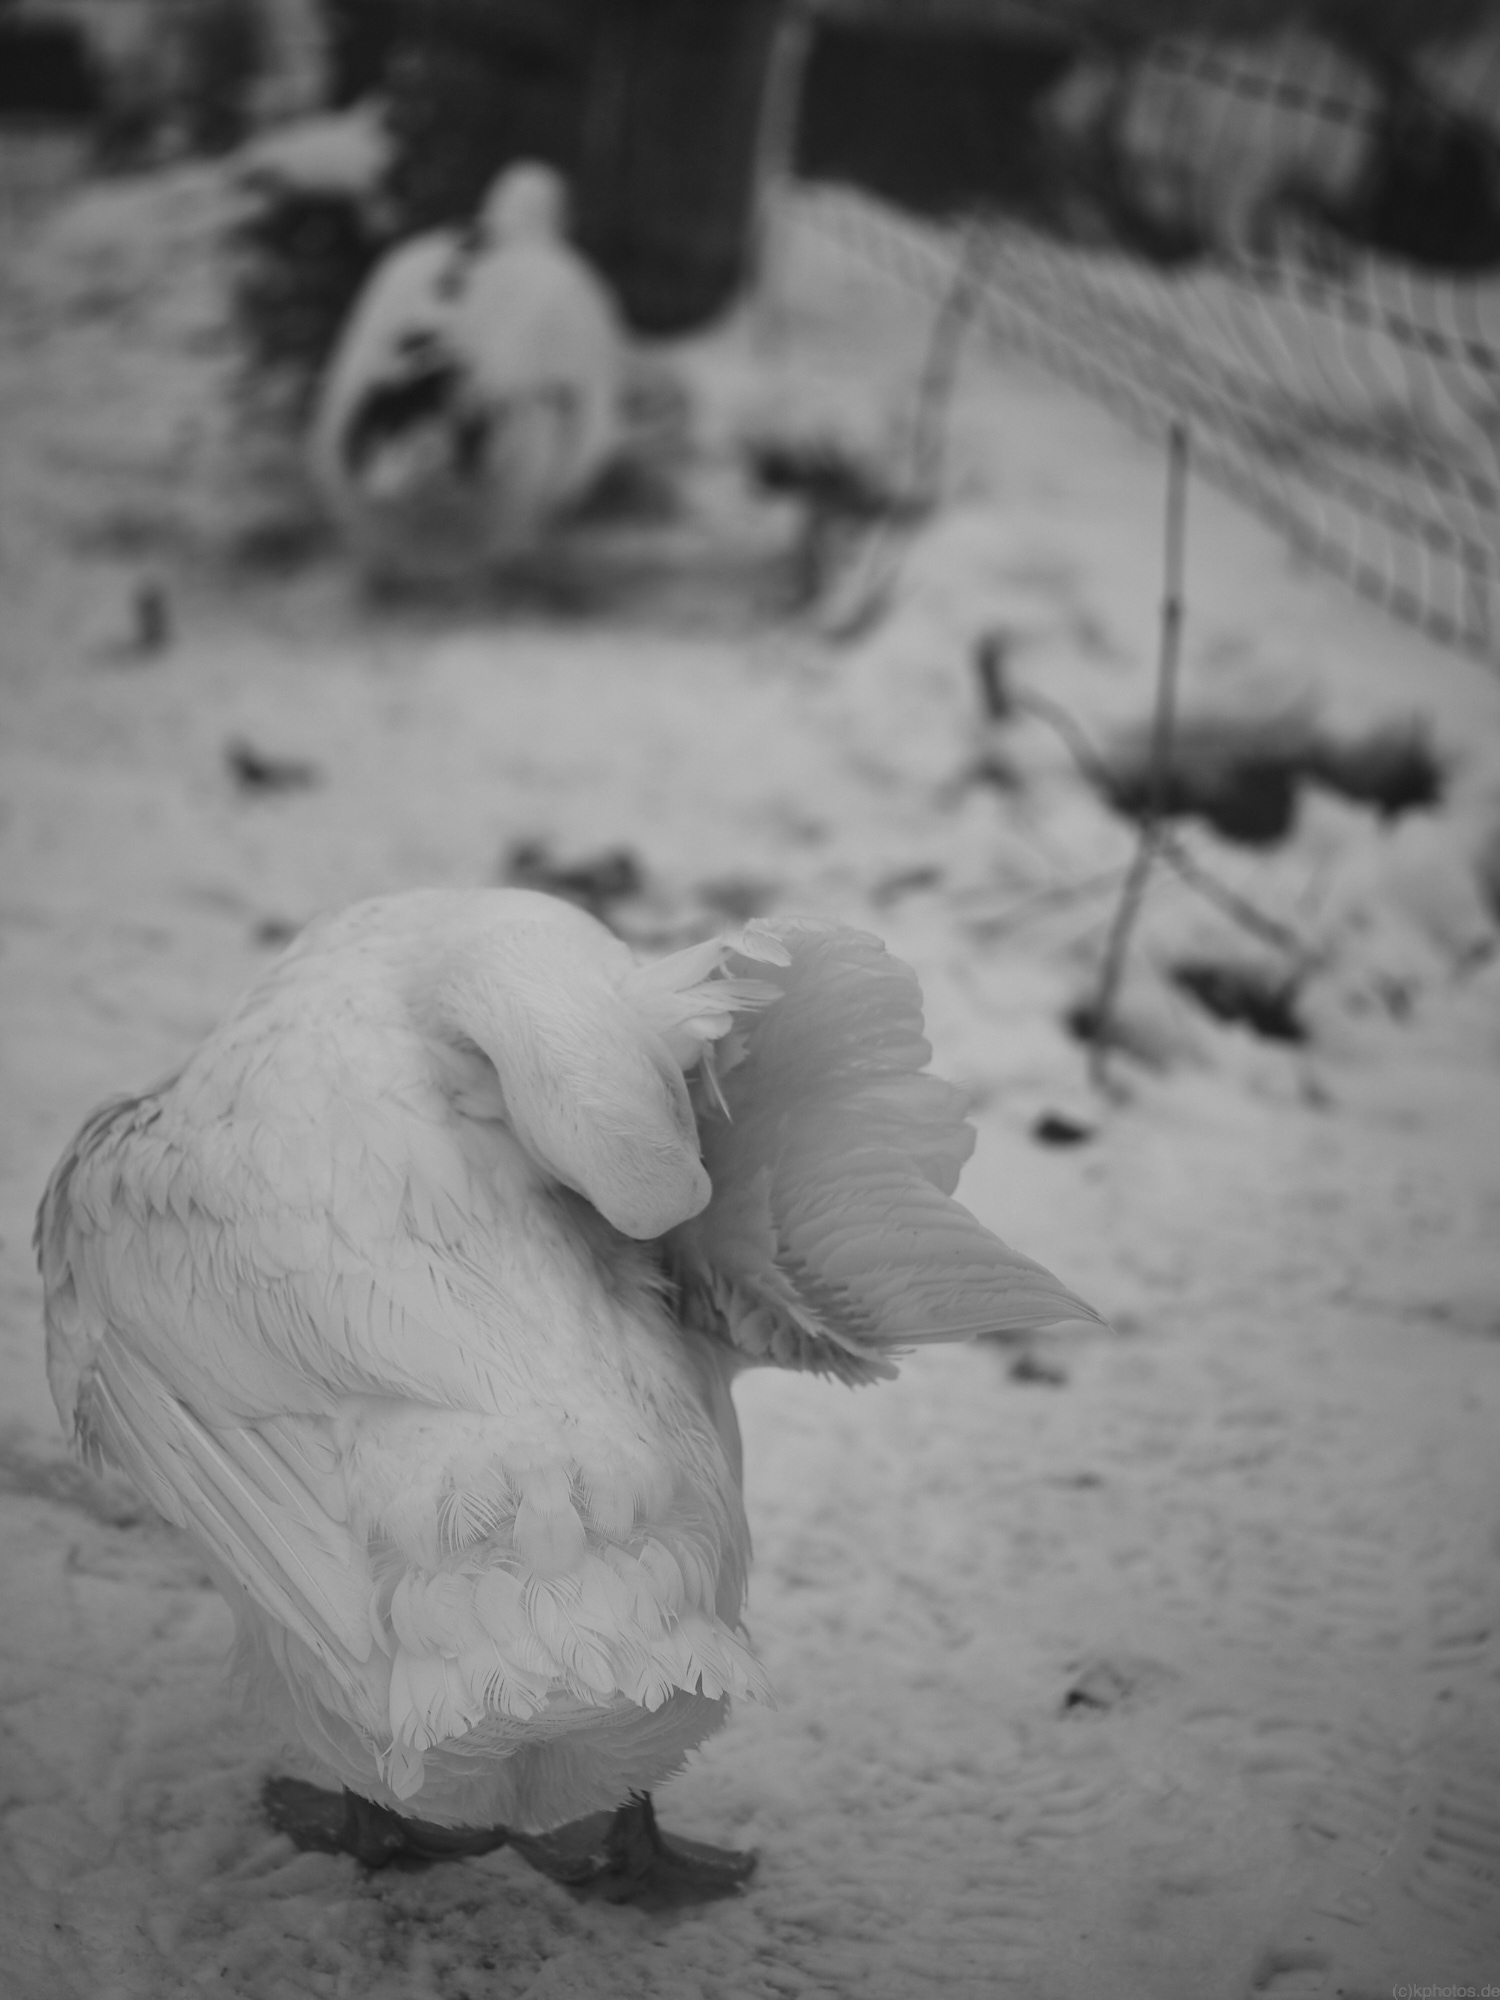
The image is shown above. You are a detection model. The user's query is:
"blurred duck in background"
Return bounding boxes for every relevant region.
[310,164,624,584]
[37,890,1102,1901]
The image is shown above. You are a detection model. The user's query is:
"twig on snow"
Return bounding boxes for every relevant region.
[961,866,1128,944]
[1155,835,1308,961]
[995,676,1308,964]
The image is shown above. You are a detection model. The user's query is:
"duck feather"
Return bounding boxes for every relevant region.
[36,888,1096,1826]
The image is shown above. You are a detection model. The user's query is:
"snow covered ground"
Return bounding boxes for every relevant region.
[2,155,1499,1999]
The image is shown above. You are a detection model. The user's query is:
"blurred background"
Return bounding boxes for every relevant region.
[2,0,1498,644]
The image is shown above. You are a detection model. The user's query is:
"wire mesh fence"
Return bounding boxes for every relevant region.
[787,12,1500,663]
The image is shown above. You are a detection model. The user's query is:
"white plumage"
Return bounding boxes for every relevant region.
[309,164,624,584]
[36,889,1100,1843]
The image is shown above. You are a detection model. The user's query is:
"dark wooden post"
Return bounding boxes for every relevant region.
[573,0,788,332]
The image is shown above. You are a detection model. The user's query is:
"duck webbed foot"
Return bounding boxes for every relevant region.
[261,1778,509,1869]
[261,1780,754,1904]
[510,1792,757,1907]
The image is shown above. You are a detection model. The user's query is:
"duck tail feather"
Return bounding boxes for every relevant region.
[670,920,1106,1373]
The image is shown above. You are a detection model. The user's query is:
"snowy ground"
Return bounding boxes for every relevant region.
[2,156,1500,2000]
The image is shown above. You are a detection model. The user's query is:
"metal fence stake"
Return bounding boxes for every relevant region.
[1089,418,1190,1095]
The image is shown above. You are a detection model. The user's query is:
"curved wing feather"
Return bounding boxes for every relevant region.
[669,920,1107,1381]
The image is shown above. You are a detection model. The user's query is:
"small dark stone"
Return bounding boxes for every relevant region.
[1032,1109,1094,1146]
[1064,999,1100,1046]
[226,739,323,793]
[132,580,171,654]
[1309,720,1443,819]
[503,839,646,920]
[697,876,776,922]
[871,864,943,907]
[1061,1660,1133,1715]
[965,751,1021,794]
[973,631,1012,720]
[1170,960,1304,1043]
[253,916,302,948]
[1009,1350,1070,1387]
[743,437,898,521]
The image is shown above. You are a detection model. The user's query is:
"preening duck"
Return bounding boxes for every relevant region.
[37,889,1101,1899]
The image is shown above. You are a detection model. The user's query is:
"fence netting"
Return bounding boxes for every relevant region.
[788,11,1500,662]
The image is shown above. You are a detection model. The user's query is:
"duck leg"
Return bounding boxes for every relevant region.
[261,1777,508,1868]
[262,1780,753,1904]
[510,1793,757,1906]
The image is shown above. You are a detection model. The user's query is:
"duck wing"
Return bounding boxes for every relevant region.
[667,919,1106,1383]
[35,1090,379,1691]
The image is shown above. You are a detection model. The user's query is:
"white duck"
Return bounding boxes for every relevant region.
[37,889,1100,1899]
[309,163,624,585]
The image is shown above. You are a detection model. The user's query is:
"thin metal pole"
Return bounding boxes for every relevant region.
[1089,418,1191,1093]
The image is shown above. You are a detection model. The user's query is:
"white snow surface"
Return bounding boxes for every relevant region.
[2,159,1499,1999]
